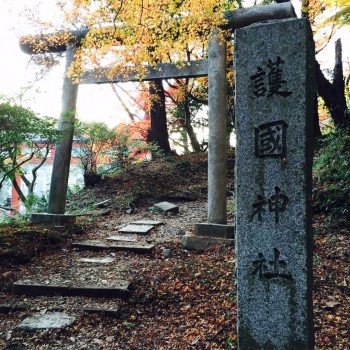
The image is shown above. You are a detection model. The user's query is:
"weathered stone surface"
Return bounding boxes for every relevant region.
[0,304,28,314]
[0,303,120,318]
[234,18,315,349]
[12,281,68,297]
[79,257,115,264]
[162,248,172,258]
[16,312,76,330]
[12,280,131,299]
[118,224,154,234]
[30,213,76,225]
[69,284,129,299]
[72,240,155,253]
[181,236,234,251]
[195,223,234,239]
[80,60,208,84]
[223,2,296,30]
[130,220,163,226]
[151,202,179,214]
[107,235,137,242]
[47,44,78,214]
[208,30,228,224]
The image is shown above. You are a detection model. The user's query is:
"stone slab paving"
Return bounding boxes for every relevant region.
[130,220,163,226]
[79,257,116,264]
[12,280,130,299]
[72,239,155,253]
[118,224,154,234]
[107,235,137,242]
[16,312,76,330]
[0,303,121,319]
[0,304,28,313]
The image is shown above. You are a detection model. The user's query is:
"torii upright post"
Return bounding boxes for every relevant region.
[47,44,79,214]
[191,30,234,242]
[208,30,228,225]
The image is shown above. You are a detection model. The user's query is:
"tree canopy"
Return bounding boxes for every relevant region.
[18,0,350,137]
[21,0,237,79]
[0,102,61,201]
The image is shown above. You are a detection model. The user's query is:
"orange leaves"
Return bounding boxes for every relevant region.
[182,285,192,293]
[51,0,238,79]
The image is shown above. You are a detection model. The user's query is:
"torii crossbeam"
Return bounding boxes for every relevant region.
[18,2,295,222]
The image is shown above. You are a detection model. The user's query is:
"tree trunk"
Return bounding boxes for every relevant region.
[183,100,201,152]
[149,79,171,154]
[11,178,26,204]
[180,128,190,154]
[315,39,349,129]
[333,39,349,127]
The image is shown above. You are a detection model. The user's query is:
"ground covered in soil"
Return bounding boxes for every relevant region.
[0,152,349,350]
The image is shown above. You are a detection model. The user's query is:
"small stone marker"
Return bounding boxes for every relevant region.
[118,224,154,234]
[130,220,163,226]
[151,201,179,215]
[107,235,137,242]
[79,257,115,264]
[234,18,314,349]
[16,312,76,330]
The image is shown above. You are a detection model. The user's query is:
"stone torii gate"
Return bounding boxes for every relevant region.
[20,2,295,227]
[20,3,317,350]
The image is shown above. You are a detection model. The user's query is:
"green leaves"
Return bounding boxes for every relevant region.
[0,102,60,188]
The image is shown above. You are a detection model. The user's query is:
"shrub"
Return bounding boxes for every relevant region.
[313,129,350,226]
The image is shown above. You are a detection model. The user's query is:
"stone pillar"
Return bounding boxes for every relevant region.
[234,19,315,349]
[208,29,227,224]
[48,44,78,214]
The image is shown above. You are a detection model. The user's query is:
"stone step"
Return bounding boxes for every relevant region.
[12,280,130,299]
[118,224,154,234]
[0,303,120,318]
[79,256,116,264]
[16,312,76,330]
[129,220,163,226]
[107,235,137,242]
[72,239,155,253]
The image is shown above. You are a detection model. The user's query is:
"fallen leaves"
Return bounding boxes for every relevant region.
[1,153,349,349]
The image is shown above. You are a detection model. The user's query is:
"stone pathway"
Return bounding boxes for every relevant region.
[2,202,179,332]
[11,216,159,303]
[2,200,212,334]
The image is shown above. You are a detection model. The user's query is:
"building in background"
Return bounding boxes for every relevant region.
[0,142,83,214]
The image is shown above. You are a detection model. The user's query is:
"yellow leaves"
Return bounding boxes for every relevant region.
[74,0,91,5]
[58,0,234,78]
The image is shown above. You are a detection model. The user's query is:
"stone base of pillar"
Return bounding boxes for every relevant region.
[195,223,235,239]
[181,235,234,251]
[30,213,76,226]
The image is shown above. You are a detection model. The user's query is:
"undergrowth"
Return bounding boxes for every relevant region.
[313,129,350,227]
